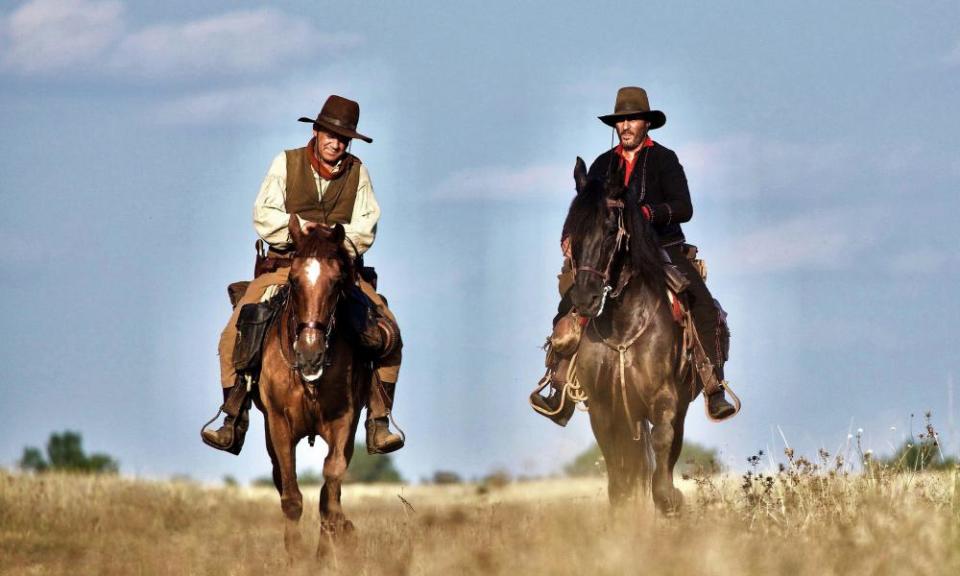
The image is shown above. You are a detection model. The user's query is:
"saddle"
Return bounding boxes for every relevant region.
[226,259,398,383]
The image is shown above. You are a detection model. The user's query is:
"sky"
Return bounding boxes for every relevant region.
[1,0,958,484]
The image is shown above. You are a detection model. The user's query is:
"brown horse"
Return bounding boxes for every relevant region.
[563,158,692,514]
[255,217,370,555]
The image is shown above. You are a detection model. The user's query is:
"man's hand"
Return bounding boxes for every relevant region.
[561,236,572,259]
[296,214,318,235]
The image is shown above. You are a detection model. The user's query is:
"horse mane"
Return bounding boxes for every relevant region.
[562,178,606,244]
[294,226,355,280]
[563,173,667,295]
[619,180,667,296]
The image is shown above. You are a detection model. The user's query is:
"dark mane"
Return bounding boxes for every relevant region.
[562,178,607,244]
[620,180,667,295]
[563,174,667,295]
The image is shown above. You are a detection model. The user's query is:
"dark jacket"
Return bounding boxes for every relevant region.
[587,141,692,247]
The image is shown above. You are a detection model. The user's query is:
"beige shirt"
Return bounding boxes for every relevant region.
[253,152,380,256]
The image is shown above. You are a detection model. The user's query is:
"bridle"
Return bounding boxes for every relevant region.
[573,197,630,316]
[279,266,342,381]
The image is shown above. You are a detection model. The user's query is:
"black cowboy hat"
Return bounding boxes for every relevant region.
[298,95,373,143]
[598,87,666,130]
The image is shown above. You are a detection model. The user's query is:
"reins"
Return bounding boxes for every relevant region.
[588,299,662,441]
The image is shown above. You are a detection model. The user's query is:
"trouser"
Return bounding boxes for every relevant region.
[218,270,401,388]
[664,245,726,377]
[553,246,727,376]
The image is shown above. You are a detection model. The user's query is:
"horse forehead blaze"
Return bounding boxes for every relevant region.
[302,259,322,286]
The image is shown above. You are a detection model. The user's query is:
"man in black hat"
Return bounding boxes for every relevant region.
[202,95,405,455]
[530,87,738,423]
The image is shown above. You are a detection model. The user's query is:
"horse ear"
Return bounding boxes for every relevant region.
[288,215,302,246]
[331,223,346,244]
[574,157,588,194]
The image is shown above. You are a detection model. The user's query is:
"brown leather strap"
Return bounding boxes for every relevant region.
[222,382,250,418]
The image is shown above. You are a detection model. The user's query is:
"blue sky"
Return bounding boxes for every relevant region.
[1,0,958,483]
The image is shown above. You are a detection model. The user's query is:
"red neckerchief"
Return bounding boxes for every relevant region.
[308,137,351,181]
[615,137,654,186]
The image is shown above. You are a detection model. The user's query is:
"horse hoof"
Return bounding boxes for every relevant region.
[653,486,684,516]
[320,516,354,536]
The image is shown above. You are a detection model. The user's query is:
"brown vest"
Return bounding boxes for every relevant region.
[284,147,361,225]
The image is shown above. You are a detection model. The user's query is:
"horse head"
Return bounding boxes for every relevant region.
[287,216,352,382]
[563,157,665,318]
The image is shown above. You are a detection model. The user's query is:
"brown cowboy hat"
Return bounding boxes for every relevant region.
[598,86,666,130]
[298,95,373,143]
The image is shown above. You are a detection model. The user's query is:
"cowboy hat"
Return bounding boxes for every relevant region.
[598,87,666,130]
[298,95,373,143]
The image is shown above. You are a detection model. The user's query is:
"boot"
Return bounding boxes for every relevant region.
[706,386,737,421]
[201,384,250,454]
[366,379,404,454]
[530,356,576,427]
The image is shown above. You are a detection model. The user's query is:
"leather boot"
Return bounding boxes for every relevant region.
[366,379,404,454]
[707,387,737,421]
[201,384,250,454]
[530,356,576,427]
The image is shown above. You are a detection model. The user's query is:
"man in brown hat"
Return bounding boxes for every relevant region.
[202,95,405,454]
[530,86,738,423]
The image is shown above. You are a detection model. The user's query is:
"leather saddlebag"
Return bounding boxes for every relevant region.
[232,287,287,373]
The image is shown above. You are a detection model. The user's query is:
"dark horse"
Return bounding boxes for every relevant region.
[255,217,370,556]
[564,158,692,514]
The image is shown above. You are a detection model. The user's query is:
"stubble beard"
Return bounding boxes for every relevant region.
[619,128,648,151]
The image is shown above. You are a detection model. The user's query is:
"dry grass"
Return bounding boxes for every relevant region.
[1,465,959,576]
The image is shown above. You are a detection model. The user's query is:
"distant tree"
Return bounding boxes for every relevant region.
[298,469,323,486]
[677,441,725,476]
[564,444,604,477]
[18,447,48,473]
[432,470,463,485]
[481,469,511,489]
[18,431,118,474]
[252,444,403,486]
[881,440,958,471]
[222,475,238,488]
[565,440,725,478]
[251,475,275,488]
[346,444,403,484]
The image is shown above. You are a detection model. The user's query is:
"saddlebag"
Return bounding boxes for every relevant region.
[342,283,401,359]
[232,286,288,373]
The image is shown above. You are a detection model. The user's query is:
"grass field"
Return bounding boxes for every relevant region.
[2,465,959,575]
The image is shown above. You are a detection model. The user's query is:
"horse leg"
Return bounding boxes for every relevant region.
[262,412,283,494]
[266,409,304,557]
[320,416,356,536]
[590,409,630,507]
[650,394,683,515]
[668,403,689,478]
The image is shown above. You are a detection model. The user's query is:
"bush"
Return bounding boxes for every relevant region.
[565,440,724,478]
[18,431,118,474]
[252,443,404,487]
[432,471,463,485]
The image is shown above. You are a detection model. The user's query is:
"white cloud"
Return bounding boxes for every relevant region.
[1,0,123,73]
[677,134,857,202]
[111,9,360,79]
[944,41,960,66]
[884,248,954,276]
[434,163,575,201]
[715,207,890,274]
[1,2,360,79]
[153,80,340,126]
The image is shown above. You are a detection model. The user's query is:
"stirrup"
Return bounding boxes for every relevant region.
[200,409,249,455]
[365,415,405,455]
[704,381,741,422]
